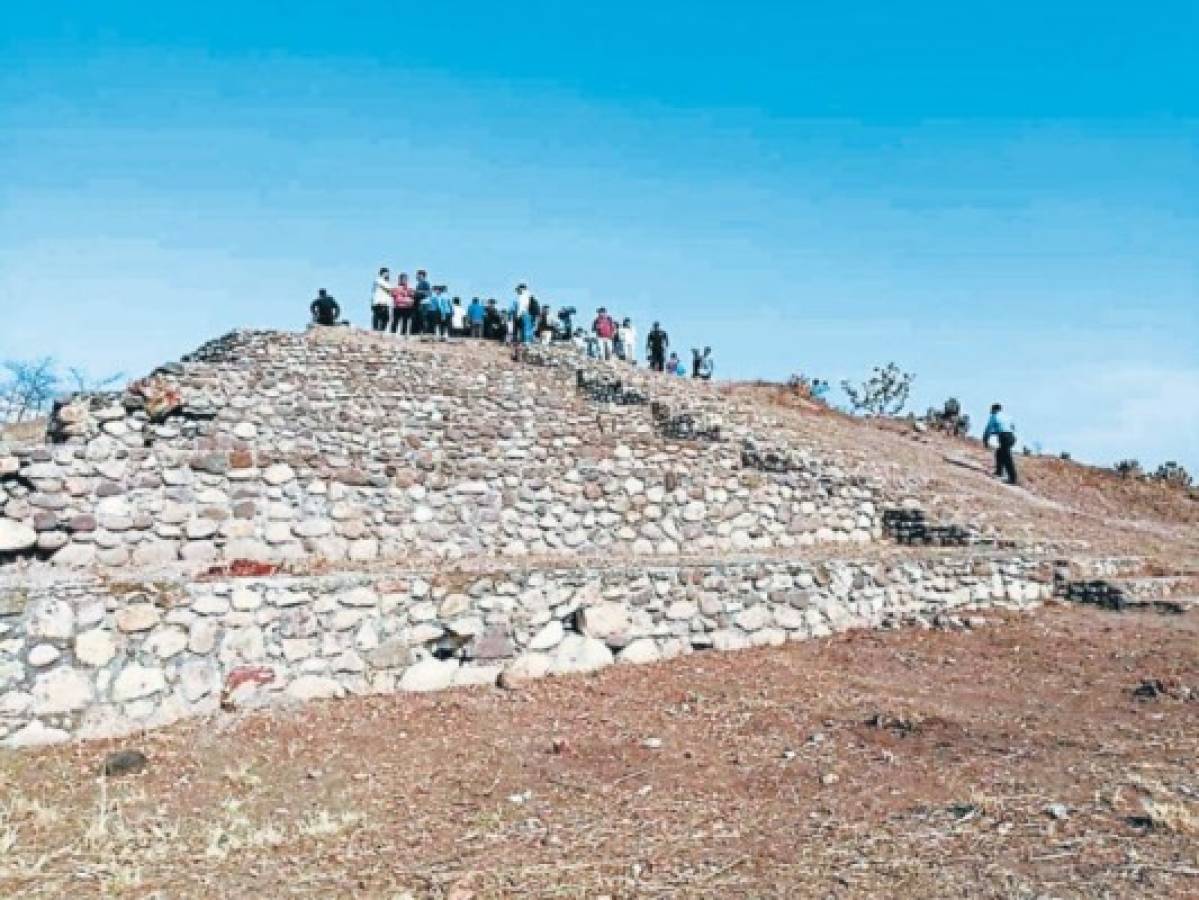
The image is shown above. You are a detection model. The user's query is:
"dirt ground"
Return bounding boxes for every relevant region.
[2,603,1196,899]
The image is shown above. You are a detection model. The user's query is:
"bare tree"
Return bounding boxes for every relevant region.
[66,367,125,394]
[0,359,124,423]
[0,357,60,422]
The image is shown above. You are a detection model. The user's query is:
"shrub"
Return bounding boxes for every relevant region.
[840,363,915,417]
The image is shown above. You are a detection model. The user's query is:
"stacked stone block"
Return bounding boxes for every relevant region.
[0,554,1051,746]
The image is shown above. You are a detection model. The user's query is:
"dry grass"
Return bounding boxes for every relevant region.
[1,604,1197,897]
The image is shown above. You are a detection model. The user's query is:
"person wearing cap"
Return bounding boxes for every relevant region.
[592,307,617,360]
[982,403,1019,485]
[371,267,393,332]
[647,321,669,372]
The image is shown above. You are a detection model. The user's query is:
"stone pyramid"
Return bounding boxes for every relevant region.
[0,327,1054,747]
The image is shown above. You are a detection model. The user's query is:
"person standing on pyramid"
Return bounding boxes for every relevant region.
[647,321,669,372]
[592,307,617,360]
[433,285,452,339]
[412,269,432,333]
[619,318,637,364]
[982,402,1019,485]
[467,297,486,338]
[390,272,414,335]
[451,297,467,337]
[371,267,392,332]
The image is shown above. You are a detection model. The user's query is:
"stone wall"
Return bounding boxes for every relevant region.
[0,330,881,573]
[0,553,1052,746]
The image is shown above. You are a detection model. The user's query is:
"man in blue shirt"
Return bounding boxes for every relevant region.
[467,297,486,338]
[412,270,432,333]
[982,403,1018,485]
[434,286,453,339]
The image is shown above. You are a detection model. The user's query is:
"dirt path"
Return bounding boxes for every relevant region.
[2,604,1196,898]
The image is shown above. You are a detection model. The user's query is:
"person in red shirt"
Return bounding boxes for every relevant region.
[592,307,617,360]
[390,273,415,335]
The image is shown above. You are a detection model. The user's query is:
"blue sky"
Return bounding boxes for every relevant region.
[2,2,1196,470]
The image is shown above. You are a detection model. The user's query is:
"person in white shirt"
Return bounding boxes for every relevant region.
[450,297,467,336]
[371,267,393,332]
[619,319,637,364]
[514,283,531,318]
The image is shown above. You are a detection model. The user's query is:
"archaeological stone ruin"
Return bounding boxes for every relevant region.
[0,326,1094,746]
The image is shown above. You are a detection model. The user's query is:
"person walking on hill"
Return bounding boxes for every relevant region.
[982,403,1019,485]
[696,347,714,380]
[371,267,393,332]
[310,289,342,326]
[647,322,669,372]
[390,272,415,335]
[593,307,617,360]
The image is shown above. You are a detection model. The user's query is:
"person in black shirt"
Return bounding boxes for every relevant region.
[310,289,342,326]
[646,322,669,372]
[483,299,504,340]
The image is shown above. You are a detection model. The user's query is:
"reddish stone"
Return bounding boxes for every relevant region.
[229,449,255,469]
[220,665,276,709]
[202,559,280,579]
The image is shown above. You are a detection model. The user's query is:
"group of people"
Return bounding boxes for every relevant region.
[308,270,716,380]
[311,270,1021,486]
[369,268,489,338]
[572,311,713,379]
